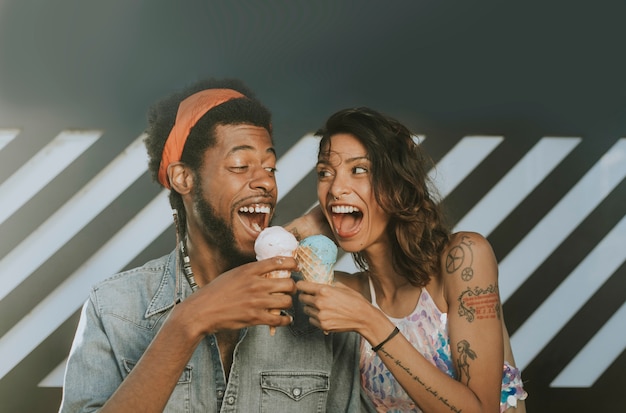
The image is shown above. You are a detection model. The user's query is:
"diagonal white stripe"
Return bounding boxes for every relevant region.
[511,213,626,371]
[275,134,320,201]
[0,135,149,302]
[430,136,503,199]
[0,128,19,151]
[412,135,426,145]
[499,138,626,302]
[39,358,67,387]
[454,137,581,235]
[550,300,626,387]
[0,130,101,225]
[0,191,171,380]
[335,252,358,273]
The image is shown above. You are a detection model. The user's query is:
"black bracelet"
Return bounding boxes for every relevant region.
[371,326,400,352]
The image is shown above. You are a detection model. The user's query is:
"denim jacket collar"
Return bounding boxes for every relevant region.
[145,250,183,318]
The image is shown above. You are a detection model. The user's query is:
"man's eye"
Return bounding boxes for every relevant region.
[264,166,277,173]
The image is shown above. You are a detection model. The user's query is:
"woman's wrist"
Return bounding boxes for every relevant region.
[357,304,397,345]
[284,206,332,241]
[371,326,401,352]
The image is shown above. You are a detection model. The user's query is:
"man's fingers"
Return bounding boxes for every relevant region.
[256,256,298,274]
[268,291,294,309]
[268,310,294,327]
[228,256,298,278]
[295,280,321,294]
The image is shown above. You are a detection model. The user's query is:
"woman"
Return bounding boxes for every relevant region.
[297,107,527,413]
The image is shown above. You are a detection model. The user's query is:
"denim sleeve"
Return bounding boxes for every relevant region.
[59,295,121,413]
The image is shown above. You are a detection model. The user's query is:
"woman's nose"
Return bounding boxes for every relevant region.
[329,174,350,201]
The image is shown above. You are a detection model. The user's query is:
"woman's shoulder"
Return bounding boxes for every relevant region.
[442,231,496,259]
[440,231,499,289]
[335,270,370,298]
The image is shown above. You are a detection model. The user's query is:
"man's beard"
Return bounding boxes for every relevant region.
[192,184,255,267]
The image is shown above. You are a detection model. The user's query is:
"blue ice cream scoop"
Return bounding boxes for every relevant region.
[296,234,338,284]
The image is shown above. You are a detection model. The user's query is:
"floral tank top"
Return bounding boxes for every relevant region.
[360,278,527,413]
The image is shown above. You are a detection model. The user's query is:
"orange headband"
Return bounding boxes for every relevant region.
[157,88,245,188]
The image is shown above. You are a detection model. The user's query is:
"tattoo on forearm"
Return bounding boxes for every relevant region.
[445,236,474,281]
[456,339,477,385]
[289,227,302,241]
[379,349,463,413]
[457,284,501,322]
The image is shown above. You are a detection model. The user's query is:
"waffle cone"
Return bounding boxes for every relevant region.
[296,246,335,284]
[264,270,292,336]
[264,270,291,279]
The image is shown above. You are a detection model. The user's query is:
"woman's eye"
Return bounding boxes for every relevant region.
[354,166,368,174]
[317,169,332,178]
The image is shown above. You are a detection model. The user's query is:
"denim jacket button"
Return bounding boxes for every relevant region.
[227,396,235,404]
[292,387,302,397]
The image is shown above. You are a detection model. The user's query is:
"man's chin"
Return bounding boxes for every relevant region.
[223,244,255,267]
[236,246,256,264]
[234,235,257,260]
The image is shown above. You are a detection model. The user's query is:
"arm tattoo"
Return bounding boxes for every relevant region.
[288,227,302,241]
[379,349,463,413]
[457,284,501,322]
[445,235,474,281]
[456,339,477,385]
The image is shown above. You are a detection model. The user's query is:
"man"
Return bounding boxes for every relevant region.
[59,78,362,412]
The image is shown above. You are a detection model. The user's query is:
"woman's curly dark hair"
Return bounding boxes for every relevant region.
[316,107,450,286]
[143,78,272,234]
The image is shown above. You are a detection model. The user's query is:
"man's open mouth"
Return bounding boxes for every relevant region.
[238,203,272,233]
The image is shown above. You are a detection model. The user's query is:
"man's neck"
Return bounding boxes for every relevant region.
[183,239,230,287]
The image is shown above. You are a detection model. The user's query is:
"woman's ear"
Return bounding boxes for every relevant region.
[167,162,193,195]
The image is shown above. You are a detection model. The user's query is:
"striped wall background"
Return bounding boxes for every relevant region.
[0,128,624,411]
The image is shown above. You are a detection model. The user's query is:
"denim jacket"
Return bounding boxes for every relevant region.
[59,250,363,412]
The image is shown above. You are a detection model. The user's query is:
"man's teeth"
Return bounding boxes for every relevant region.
[331,205,360,213]
[239,205,271,213]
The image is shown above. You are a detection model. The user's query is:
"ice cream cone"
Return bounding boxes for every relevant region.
[296,235,338,284]
[264,270,292,280]
[254,226,299,336]
[265,269,292,335]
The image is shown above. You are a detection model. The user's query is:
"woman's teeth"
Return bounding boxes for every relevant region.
[331,205,360,213]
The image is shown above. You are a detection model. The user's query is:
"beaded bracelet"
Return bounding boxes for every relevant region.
[371,326,400,352]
